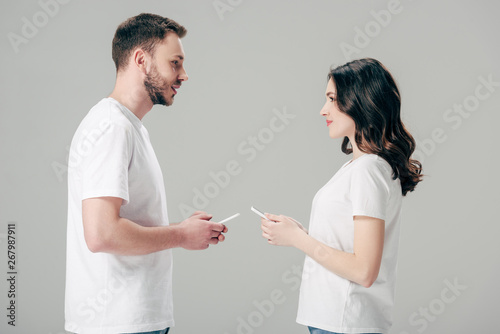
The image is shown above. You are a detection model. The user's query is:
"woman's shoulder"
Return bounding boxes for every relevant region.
[354,154,391,170]
[349,154,401,195]
[350,154,394,180]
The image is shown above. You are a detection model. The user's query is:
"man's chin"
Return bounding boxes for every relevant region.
[164,96,174,106]
[149,93,172,107]
[161,92,174,106]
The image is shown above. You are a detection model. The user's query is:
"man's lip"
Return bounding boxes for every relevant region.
[171,85,180,94]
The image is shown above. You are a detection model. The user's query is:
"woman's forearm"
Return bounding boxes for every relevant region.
[261,214,383,287]
[294,233,377,288]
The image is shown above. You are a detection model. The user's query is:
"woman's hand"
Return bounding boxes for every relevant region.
[288,216,308,234]
[261,213,308,247]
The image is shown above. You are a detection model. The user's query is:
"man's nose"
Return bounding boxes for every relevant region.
[179,66,188,81]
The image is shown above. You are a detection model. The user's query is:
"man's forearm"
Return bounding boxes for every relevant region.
[87,217,184,255]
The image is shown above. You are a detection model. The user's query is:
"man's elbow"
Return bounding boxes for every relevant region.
[85,234,108,253]
[84,225,113,253]
[82,197,122,253]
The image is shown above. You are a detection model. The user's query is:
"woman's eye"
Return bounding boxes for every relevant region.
[329,97,335,102]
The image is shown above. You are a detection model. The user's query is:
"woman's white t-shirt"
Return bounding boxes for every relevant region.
[296,153,403,334]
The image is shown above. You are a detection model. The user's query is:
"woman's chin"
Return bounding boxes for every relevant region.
[328,131,342,139]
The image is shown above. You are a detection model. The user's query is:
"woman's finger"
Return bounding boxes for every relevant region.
[265,213,281,222]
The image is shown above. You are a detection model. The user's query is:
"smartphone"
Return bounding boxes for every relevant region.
[250,206,273,221]
[218,213,240,224]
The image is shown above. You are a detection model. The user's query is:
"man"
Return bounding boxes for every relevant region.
[65,13,227,334]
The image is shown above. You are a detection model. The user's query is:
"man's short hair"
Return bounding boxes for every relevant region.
[112,13,187,71]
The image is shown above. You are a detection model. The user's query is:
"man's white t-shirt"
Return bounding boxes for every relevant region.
[65,98,174,334]
[296,153,403,334]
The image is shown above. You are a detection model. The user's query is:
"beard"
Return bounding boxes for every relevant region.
[144,64,172,106]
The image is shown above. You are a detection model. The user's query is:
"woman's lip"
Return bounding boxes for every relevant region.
[326,120,332,126]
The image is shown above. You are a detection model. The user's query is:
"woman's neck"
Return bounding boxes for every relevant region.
[348,135,366,160]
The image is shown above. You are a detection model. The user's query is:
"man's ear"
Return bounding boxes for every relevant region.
[132,48,148,74]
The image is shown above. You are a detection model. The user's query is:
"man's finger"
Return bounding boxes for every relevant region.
[210,222,225,232]
[208,237,219,245]
[192,210,207,216]
[210,230,221,238]
[195,213,213,221]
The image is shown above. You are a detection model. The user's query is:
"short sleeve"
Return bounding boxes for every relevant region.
[79,122,132,204]
[349,159,392,221]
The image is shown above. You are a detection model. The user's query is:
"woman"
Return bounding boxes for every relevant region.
[260,58,422,334]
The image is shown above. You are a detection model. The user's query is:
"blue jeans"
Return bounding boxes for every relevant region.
[308,327,380,334]
[128,328,170,334]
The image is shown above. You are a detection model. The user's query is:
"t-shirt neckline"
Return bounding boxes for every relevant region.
[106,97,143,130]
[342,153,369,168]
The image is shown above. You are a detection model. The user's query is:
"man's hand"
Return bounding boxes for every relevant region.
[178,212,228,250]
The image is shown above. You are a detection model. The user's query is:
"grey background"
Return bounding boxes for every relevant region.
[0,0,499,333]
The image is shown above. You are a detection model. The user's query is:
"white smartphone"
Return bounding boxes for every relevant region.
[218,213,240,224]
[250,206,273,221]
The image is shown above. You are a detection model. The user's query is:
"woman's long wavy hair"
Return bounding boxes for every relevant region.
[329,58,422,196]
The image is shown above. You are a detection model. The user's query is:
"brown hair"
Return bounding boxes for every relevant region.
[112,13,187,71]
[328,58,423,196]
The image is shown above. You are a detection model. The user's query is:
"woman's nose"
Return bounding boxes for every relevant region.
[320,104,328,116]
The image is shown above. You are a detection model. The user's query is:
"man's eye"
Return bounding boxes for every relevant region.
[172,60,179,65]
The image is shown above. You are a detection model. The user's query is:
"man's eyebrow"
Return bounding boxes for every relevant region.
[173,55,184,60]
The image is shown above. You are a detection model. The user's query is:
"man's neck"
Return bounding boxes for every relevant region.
[109,75,153,121]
